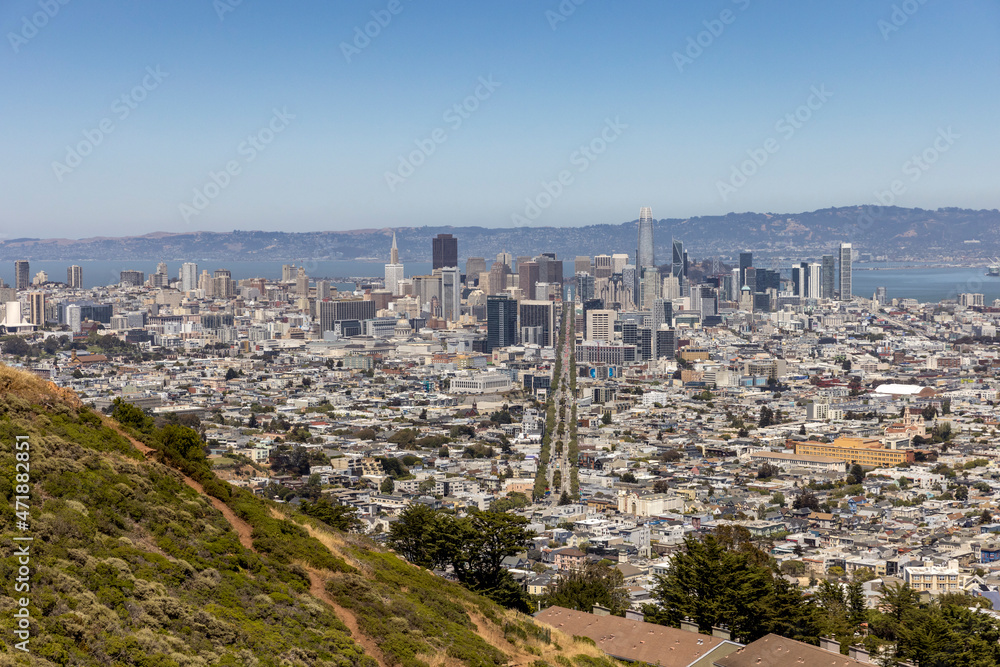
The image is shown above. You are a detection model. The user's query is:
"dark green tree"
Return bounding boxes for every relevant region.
[300,497,362,533]
[541,562,629,616]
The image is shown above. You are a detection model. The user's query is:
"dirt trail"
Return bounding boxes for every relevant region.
[104,416,390,663]
[102,417,256,550]
[307,567,388,667]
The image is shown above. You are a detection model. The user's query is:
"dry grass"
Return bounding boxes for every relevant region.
[0,363,81,408]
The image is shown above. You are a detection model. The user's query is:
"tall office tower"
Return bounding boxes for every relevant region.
[439,266,461,322]
[656,328,677,359]
[874,286,887,305]
[119,270,144,286]
[518,300,555,347]
[839,242,852,300]
[14,261,29,290]
[281,264,296,282]
[517,261,539,300]
[698,285,718,317]
[640,266,660,309]
[316,280,332,300]
[581,298,603,339]
[637,207,655,270]
[180,262,198,292]
[28,292,44,325]
[199,270,214,296]
[295,267,309,296]
[67,265,82,288]
[739,251,753,286]
[671,240,685,288]
[574,256,592,275]
[156,261,168,277]
[432,233,457,270]
[486,295,517,352]
[465,257,485,285]
[662,275,680,300]
[593,254,613,279]
[821,254,836,299]
[651,298,673,359]
[486,261,509,296]
[384,232,405,296]
[756,268,780,293]
[744,266,757,293]
[727,268,740,300]
[576,272,595,302]
[611,253,629,275]
[585,309,616,342]
[620,265,637,309]
[791,265,804,297]
[497,249,513,271]
[806,262,821,299]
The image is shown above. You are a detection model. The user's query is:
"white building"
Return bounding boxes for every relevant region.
[449,371,514,394]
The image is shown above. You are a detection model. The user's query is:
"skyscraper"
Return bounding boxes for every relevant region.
[28,292,44,325]
[67,265,82,288]
[636,207,654,270]
[180,262,198,292]
[518,300,555,347]
[739,251,753,287]
[839,243,852,300]
[465,257,485,286]
[432,233,457,270]
[671,240,685,288]
[440,266,461,322]
[821,254,836,299]
[14,261,29,290]
[518,261,539,300]
[806,262,821,299]
[640,266,660,309]
[486,295,517,352]
[574,256,591,275]
[385,232,404,296]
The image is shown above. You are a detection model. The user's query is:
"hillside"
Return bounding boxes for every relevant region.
[0,365,617,667]
[1,206,998,263]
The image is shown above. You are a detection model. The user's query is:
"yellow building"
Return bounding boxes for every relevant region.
[793,437,914,468]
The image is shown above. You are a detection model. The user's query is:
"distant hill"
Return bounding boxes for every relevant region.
[2,206,998,262]
[0,365,616,667]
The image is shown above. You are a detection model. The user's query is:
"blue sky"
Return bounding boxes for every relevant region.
[2,0,998,237]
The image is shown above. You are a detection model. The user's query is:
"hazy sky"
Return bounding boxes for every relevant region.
[2,0,998,237]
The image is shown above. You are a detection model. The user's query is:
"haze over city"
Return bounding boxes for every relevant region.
[2,0,999,236]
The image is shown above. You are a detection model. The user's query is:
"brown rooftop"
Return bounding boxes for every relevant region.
[534,606,737,667]
[714,634,868,667]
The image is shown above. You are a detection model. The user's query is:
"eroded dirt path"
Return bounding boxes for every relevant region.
[307,567,388,667]
[105,415,389,665]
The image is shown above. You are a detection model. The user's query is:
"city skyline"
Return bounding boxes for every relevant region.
[2,2,998,236]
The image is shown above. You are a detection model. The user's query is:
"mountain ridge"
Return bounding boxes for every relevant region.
[4,206,999,262]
